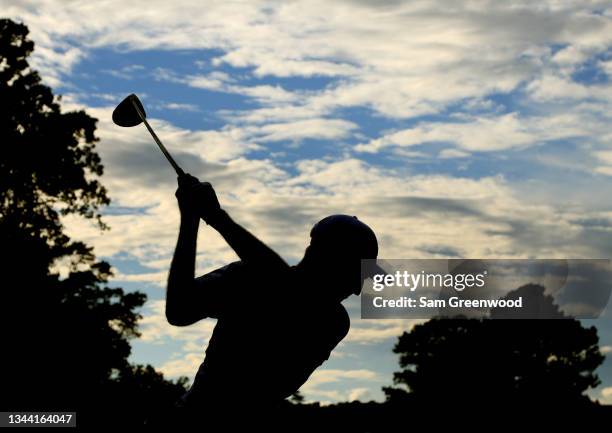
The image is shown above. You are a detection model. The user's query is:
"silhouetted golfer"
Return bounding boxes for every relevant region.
[166,174,378,421]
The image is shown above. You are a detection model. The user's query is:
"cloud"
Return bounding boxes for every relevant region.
[526,74,595,101]
[249,118,357,143]
[103,64,145,80]
[155,68,299,105]
[153,68,232,92]
[439,149,470,159]
[63,139,612,278]
[355,112,588,153]
[138,300,216,346]
[306,369,379,385]
[300,369,380,403]
[112,270,168,286]
[600,59,612,77]
[158,352,203,378]
[595,151,612,165]
[152,68,357,143]
[347,387,372,402]
[157,102,200,112]
[7,0,612,120]
[9,1,612,179]
[600,387,612,404]
[343,319,424,344]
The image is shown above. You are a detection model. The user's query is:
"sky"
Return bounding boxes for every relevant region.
[4,0,612,404]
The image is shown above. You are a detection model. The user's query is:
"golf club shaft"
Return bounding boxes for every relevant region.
[129,98,185,177]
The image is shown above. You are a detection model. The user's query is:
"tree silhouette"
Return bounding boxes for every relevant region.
[0,18,185,426]
[385,284,605,409]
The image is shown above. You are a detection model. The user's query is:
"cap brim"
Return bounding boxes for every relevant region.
[356,261,387,295]
[361,261,388,278]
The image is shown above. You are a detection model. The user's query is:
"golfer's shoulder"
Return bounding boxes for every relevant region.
[196,260,247,284]
[213,260,290,284]
[220,260,255,281]
[229,259,290,274]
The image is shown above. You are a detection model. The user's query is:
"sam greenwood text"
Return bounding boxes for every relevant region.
[372,297,523,309]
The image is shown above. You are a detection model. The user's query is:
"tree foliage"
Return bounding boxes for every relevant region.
[0,18,186,426]
[385,284,604,408]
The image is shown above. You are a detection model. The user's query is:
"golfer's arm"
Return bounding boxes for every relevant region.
[166,215,200,326]
[210,209,288,269]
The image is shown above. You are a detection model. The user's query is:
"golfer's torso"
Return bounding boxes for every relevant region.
[190,285,349,405]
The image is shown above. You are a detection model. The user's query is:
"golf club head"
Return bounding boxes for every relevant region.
[112,94,146,127]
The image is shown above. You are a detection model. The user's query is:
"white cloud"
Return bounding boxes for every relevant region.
[103,64,145,80]
[552,44,591,66]
[439,149,471,159]
[355,112,588,153]
[306,369,378,386]
[595,166,612,176]
[526,73,611,101]
[63,143,612,275]
[158,352,203,378]
[599,387,612,404]
[160,102,200,112]
[6,0,612,121]
[347,387,372,402]
[250,118,357,143]
[594,150,612,176]
[600,59,612,77]
[112,270,168,286]
[595,151,612,165]
[7,0,612,178]
[300,369,380,403]
[155,68,299,105]
[344,319,424,344]
[138,300,216,346]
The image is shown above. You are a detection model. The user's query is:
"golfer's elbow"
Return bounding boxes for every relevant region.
[165,304,193,327]
[165,283,195,326]
[166,315,191,327]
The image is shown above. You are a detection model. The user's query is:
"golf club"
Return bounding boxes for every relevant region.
[112,94,185,177]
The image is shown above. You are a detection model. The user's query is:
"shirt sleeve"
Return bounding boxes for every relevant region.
[192,261,246,319]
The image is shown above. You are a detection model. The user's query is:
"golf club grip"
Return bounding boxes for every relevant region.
[129,98,185,177]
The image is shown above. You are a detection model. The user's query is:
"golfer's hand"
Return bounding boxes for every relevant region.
[176,174,221,223]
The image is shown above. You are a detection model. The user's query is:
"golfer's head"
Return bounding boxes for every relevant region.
[303,214,378,299]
